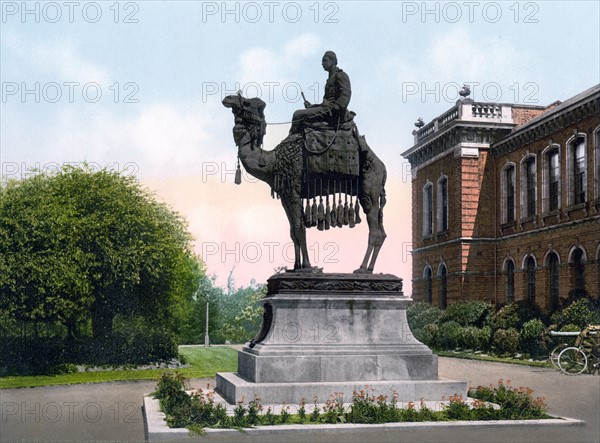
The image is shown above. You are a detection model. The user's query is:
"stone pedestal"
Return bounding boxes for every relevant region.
[216,272,467,404]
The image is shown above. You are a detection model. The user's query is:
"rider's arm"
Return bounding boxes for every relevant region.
[334,71,351,111]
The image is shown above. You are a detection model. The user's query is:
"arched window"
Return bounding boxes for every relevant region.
[502,164,516,223]
[570,247,586,292]
[525,256,536,301]
[437,176,448,232]
[542,145,560,213]
[438,263,447,309]
[567,135,587,206]
[546,252,560,310]
[423,182,433,237]
[520,155,537,219]
[505,259,515,304]
[423,266,433,304]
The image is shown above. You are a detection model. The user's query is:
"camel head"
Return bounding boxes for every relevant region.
[223,94,267,148]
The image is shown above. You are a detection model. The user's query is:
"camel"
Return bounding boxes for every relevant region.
[222,94,387,273]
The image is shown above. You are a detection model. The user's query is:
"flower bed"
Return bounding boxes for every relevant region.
[150,372,552,435]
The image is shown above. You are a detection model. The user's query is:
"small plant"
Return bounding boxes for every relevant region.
[298,397,307,422]
[232,398,247,427]
[323,392,345,424]
[310,396,320,422]
[280,404,291,424]
[444,394,470,420]
[401,401,418,422]
[263,406,277,425]
[247,395,263,425]
[417,399,437,421]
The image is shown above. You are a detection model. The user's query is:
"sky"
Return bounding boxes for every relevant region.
[1,1,599,294]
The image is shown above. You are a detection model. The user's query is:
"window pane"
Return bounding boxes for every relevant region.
[527,258,536,301]
[549,151,559,211]
[548,254,559,310]
[506,167,515,222]
[574,140,586,204]
[526,159,536,216]
[441,179,448,231]
[506,261,515,303]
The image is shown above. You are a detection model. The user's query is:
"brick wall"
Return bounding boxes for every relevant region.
[410,95,599,310]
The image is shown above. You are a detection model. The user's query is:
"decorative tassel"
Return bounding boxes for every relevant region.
[331,196,337,228]
[317,179,325,231]
[311,179,318,227]
[235,158,242,185]
[317,199,325,230]
[343,181,349,225]
[337,192,344,228]
[325,180,331,230]
[349,181,356,227]
[304,197,312,228]
[343,201,349,225]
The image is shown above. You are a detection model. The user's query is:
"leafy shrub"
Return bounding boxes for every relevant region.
[412,323,439,348]
[456,326,481,350]
[478,326,493,351]
[560,323,581,332]
[551,298,600,329]
[453,326,492,351]
[514,299,549,326]
[0,336,66,375]
[491,300,548,331]
[492,328,520,355]
[490,304,520,330]
[520,319,548,357]
[438,321,462,349]
[442,301,493,327]
[407,302,444,331]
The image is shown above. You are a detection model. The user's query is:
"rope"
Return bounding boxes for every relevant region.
[265,119,298,125]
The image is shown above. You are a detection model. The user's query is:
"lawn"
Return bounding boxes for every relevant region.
[0,345,238,389]
[437,350,552,368]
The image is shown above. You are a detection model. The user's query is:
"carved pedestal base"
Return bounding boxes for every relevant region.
[216,272,467,404]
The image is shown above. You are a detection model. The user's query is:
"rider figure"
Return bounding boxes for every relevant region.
[289,51,351,134]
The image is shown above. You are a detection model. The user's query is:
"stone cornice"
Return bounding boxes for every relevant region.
[492,87,600,157]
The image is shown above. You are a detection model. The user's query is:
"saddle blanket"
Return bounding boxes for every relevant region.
[304,127,359,176]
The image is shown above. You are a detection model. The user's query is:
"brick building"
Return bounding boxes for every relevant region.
[402,84,600,310]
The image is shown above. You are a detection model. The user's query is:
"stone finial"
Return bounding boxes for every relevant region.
[459,84,471,99]
[414,117,425,128]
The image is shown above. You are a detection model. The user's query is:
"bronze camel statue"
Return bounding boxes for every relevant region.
[223,94,387,273]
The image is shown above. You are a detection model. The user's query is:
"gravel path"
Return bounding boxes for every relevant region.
[0,358,598,443]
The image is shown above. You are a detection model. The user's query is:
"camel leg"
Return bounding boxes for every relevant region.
[282,195,312,270]
[367,205,387,272]
[354,196,375,273]
[354,194,387,274]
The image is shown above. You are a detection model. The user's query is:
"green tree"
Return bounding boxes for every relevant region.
[0,165,201,340]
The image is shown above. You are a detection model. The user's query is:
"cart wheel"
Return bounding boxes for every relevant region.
[558,347,588,375]
[549,343,569,369]
[580,332,600,358]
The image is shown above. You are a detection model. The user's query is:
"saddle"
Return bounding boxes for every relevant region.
[303,111,360,177]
